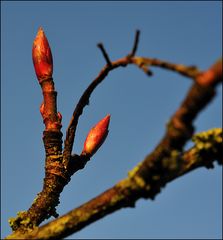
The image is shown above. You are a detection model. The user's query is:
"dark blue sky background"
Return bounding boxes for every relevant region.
[1,1,222,239]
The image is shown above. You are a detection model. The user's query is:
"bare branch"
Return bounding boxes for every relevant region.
[6,128,222,240]
[62,56,222,169]
[10,52,220,235]
[7,27,222,239]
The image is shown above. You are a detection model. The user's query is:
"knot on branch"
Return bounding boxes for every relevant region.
[40,90,62,131]
[67,154,90,175]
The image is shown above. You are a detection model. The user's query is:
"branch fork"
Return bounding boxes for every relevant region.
[6,27,222,239]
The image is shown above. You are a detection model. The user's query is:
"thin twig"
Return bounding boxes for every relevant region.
[62,57,131,168]
[62,56,221,167]
[132,57,201,79]
[129,29,140,56]
[97,43,112,67]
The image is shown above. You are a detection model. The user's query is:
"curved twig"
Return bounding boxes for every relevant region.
[62,52,216,170]
[62,30,142,167]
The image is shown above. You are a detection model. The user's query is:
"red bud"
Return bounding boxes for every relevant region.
[57,112,62,122]
[82,114,110,157]
[40,102,45,117]
[32,27,53,81]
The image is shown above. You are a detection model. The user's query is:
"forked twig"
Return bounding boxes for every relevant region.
[7,28,222,239]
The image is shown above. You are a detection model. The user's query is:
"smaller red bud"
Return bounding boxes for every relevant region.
[32,27,53,82]
[82,114,111,157]
[57,112,62,122]
[40,102,45,116]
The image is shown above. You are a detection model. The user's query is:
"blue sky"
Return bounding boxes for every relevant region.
[1,1,222,239]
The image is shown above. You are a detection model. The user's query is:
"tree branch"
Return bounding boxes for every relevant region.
[8,28,66,232]
[6,56,222,238]
[62,56,131,167]
[62,54,217,169]
[62,30,142,167]
[7,28,222,238]
[6,128,222,239]
[8,55,221,235]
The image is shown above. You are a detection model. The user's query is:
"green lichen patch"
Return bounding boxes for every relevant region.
[128,162,143,179]
[49,154,63,160]
[74,210,92,223]
[192,128,222,153]
[8,211,33,231]
[116,178,132,190]
[110,193,125,206]
[192,128,222,144]
[191,128,222,167]
[126,162,150,191]
[161,150,181,171]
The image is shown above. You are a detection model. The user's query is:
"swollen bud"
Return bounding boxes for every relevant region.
[32,27,53,81]
[40,102,45,117]
[82,114,111,157]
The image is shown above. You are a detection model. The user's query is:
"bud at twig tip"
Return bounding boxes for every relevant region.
[82,114,111,157]
[32,26,53,82]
